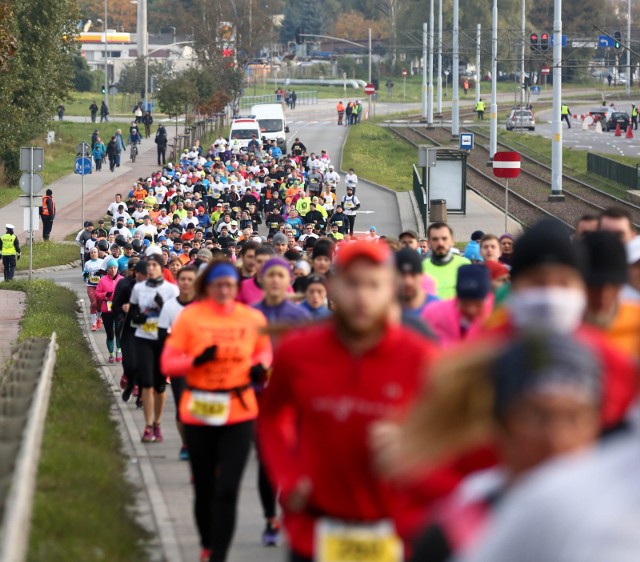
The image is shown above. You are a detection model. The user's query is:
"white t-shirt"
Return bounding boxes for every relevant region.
[107,200,124,216]
[345,172,358,187]
[130,280,179,340]
[135,224,158,239]
[158,297,190,332]
[341,194,360,216]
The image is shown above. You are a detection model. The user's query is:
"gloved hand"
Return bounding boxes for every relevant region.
[193,345,218,367]
[106,292,113,299]
[250,364,267,386]
[132,312,147,325]
[16,253,21,261]
[154,293,164,308]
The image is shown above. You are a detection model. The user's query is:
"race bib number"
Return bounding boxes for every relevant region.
[142,319,158,335]
[271,223,279,229]
[316,519,403,562]
[187,391,231,426]
[336,221,343,227]
[88,275,100,284]
[344,202,354,209]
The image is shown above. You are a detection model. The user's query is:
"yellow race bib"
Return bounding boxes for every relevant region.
[187,390,231,426]
[142,320,158,334]
[316,519,403,562]
[89,275,100,284]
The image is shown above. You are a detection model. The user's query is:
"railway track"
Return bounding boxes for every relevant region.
[389,126,569,230]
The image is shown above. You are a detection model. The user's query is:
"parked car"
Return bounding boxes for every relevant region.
[506,107,536,131]
[587,106,611,123]
[603,111,630,131]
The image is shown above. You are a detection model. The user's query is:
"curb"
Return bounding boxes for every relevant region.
[14,261,81,277]
[77,300,184,562]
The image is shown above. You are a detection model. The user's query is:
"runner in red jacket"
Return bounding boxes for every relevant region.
[258,241,438,561]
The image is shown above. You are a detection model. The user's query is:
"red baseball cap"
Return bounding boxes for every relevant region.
[335,241,392,270]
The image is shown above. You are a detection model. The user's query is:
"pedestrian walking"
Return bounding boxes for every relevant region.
[341,186,360,235]
[475,98,486,120]
[133,102,143,123]
[100,101,109,123]
[463,79,469,95]
[89,101,98,123]
[115,129,126,167]
[561,102,572,128]
[336,101,345,125]
[39,189,56,241]
[290,90,297,109]
[57,104,65,121]
[0,224,20,281]
[106,136,118,172]
[142,110,154,138]
[632,104,638,130]
[155,124,168,166]
[92,137,105,171]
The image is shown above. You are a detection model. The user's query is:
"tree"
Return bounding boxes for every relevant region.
[280,0,330,42]
[73,54,99,92]
[333,12,389,40]
[0,0,78,180]
[79,0,136,32]
[118,57,167,96]
[156,73,198,117]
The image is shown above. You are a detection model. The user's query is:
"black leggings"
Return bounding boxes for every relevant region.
[257,444,277,519]
[135,337,166,393]
[185,421,254,561]
[102,312,120,349]
[290,553,312,562]
[346,215,356,235]
[170,376,187,422]
[120,326,138,383]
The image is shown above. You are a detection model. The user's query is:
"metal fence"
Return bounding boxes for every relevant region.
[587,152,640,189]
[238,91,319,111]
[0,335,57,562]
[413,164,427,226]
[168,114,227,161]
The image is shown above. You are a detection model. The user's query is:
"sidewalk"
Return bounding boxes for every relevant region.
[0,290,25,376]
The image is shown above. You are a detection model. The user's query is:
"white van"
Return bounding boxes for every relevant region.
[229,118,261,151]
[251,104,289,151]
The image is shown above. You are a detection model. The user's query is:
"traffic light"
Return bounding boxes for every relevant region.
[540,32,549,51]
[530,33,539,51]
[295,27,304,45]
[614,31,622,49]
[101,85,106,94]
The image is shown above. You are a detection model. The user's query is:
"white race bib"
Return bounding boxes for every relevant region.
[187,391,231,426]
[315,519,403,562]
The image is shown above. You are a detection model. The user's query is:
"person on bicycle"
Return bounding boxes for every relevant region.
[129,125,142,162]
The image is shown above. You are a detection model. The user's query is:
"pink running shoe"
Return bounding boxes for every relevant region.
[141,426,155,443]
[153,423,163,443]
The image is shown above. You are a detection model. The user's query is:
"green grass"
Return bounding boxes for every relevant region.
[0,280,150,562]
[64,91,162,118]
[16,241,79,271]
[342,119,414,192]
[0,186,22,209]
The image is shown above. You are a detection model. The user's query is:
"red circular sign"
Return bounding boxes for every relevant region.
[492,151,522,179]
[364,83,376,95]
[402,69,407,77]
[541,65,550,75]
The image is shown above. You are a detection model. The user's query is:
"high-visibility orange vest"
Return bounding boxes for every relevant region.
[41,195,55,217]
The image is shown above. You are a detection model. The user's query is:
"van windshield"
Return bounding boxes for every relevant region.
[258,119,284,133]
[231,129,257,140]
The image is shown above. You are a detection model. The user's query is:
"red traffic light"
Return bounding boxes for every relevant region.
[530,33,539,51]
[541,33,549,40]
[540,32,550,51]
[222,48,234,57]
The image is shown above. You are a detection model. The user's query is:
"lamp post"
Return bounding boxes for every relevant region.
[98,3,108,108]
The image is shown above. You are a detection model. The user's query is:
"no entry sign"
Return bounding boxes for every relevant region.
[493,151,521,178]
[364,83,376,95]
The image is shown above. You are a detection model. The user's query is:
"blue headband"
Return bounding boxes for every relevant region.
[206,263,239,284]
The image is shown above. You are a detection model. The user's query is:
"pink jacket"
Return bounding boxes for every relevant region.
[421,295,494,347]
[95,273,123,313]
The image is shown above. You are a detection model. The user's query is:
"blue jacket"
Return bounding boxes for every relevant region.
[463,240,483,262]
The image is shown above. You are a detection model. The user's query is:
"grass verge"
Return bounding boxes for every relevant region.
[342,120,414,192]
[0,280,150,562]
[16,242,79,271]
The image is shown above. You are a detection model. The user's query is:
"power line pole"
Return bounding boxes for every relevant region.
[451,0,459,136]
[422,22,428,120]
[428,0,435,125]
[520,0,526,133]
[437,0,443,114]
[550,0,564,199]
[627,0,631,96]
[489,0,498,158]
[475,23,481,106]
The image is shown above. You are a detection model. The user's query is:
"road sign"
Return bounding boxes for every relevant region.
[541,65,550,75]
[493,151,521,179]
[459,133,474,151]
[19,172,44,194]
[550,34,567,47]
[531,86,541,95]
[76,141,91,155]
[19,147,44,172]
[402,69,407,77]
[364,83,376,95]
[598,35,615,48]
[74,157,92,175]
[573,41,596,48]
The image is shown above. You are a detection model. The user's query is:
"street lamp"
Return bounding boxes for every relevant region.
[97,8,108,108]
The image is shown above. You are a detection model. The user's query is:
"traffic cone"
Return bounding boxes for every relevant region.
[615,123,622,136]
[626,125,633,139]
[595,120,603,134]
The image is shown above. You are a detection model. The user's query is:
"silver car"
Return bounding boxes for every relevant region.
[506,107,536,131]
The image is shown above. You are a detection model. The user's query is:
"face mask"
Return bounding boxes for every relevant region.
[509,287,586,334]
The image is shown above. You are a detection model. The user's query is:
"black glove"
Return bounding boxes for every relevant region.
[16,254,21,261]
[106,292,113,299]
[250,364,267,386]
[193,345,218,367]
[132,312,147,324]
[154,293,164,308]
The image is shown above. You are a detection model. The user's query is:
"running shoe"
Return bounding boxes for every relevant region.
[179,445,189,461]
[91,323,98,331]
[115,350,122,363]
[108,355,115,364]
[199,548,212,562]
[153,423,163,443]
[119,373,128,390]
[96,318,102,329]
[262,522,280,547]
[122,385,133,403]
[135,396,143,410]
[141,426,155,443]
[133,385,139,396]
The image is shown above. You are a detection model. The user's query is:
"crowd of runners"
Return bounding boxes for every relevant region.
[73,129,640,562]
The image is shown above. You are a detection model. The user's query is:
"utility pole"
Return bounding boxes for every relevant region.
[451,0,459,136]
[422,22,428,120]
[437,0,443,114]
[103,0,108,108]
[137,0,148,110]
[475,24,481,106]
[627,0,631,96]
[520,0,526,133]
[550,0,564,199]
[368,27,372,119]
[490,0,498,158]
[428,0,435,125]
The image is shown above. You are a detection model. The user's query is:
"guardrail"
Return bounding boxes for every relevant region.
[412,164,428,227]
[169,115,227,161]
[238,91,319,111]
[0,335,57,562]
[587,152,640,189]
